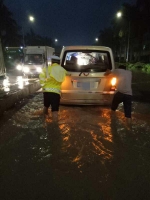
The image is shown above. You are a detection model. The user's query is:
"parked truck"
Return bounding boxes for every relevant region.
[16,46,55,76]
[4,46,24,69]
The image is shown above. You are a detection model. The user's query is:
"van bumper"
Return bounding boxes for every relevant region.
[60,91,115,105]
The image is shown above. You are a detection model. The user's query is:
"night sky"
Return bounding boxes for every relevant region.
[4,0,136,46]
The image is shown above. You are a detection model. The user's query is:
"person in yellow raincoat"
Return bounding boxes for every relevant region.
[39,56,66,121]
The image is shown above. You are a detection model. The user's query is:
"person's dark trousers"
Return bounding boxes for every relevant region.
[111,92,132,118]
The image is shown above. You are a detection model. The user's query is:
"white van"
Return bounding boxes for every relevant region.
[60,46,116,105]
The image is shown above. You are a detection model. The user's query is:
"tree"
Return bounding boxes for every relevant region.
[0,0,21,47]
[136,0,150,32]
[98,3,140,62]
[136,0,150,61]
[25,28,54,46]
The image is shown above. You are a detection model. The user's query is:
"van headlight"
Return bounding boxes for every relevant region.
[37,67,42,72]
[23,67,29,72]
[16,64,22,70]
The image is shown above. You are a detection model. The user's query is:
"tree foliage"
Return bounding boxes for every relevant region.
[0,0,21,47]
[97,1,150,62]
[24,28,54,47]
[0,0,54,48]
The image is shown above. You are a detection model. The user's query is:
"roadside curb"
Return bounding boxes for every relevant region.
[0,80,41,117]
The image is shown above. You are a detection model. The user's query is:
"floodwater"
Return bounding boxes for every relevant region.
[0,93,150,200]
[0,74,37,97]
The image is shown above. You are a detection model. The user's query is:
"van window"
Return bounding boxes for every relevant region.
[24,54,43,64]
[62,50,112,72]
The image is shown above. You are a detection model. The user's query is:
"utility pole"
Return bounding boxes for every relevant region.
[116,11,131,62]
[22,27,25,47]
[126,21,131,62]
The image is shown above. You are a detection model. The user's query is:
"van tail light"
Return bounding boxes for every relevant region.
[110,77,117,91]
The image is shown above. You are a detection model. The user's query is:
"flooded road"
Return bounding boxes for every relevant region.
[0,93,150,200]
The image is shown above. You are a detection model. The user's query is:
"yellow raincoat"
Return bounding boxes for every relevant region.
[39,63,66,95]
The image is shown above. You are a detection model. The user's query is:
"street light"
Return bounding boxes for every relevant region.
[95,38,98,42]
[117,12,122,18]
[29,16,35,22]
[55,39,58,42]
[116,11,130,62]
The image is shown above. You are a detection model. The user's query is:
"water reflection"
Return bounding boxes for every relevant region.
[9,93,150,172]
[17,76,23,89]
[2,92,150,199]
[1,75,31,93]
[3,76,10,92]
[16,76,29,89]
[56,107,115,170]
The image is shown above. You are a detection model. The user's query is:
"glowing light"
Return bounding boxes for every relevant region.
[111,77,117,86]
[23,67,29,72]
[25,80,29,85]
[18,82,24,89]
[16,64,22,70]
[29,16,35,22]
[77,57,85,65]
[4,87,10,92]
[3,77,10,91]
[23,76,29,85]
[17,76,23,82]
[16,76,24,89]
[36,67,42,72]
[3,78,10,87]
[77,55,89,65]
[117,12,122,18]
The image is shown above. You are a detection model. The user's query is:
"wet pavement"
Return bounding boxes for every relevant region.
[0,72,40,116]
[0,92,150,200]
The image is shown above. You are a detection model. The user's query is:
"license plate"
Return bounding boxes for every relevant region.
[77,82,82,87]
[77,81,98,89]
[82,82,90,90]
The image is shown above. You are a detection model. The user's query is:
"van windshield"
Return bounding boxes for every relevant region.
[24,54,43,64]
[62,50,112,72]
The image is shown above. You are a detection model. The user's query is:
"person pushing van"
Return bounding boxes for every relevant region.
[39,56,66,121]
[105,65,132,124]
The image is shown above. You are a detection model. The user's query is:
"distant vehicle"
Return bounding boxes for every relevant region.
[4,46,24,70]
[60,46,116,105]
[16,46,55,76]
[0,38,6,77]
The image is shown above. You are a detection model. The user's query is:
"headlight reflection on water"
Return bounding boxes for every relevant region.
[2,76,30,92]
[17,76,29,89]
[3,77,10,92]
[17,76,24,89]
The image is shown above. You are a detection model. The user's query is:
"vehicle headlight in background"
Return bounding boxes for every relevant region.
[37,67,42,72]
[16,64,22,70]
[23,67,29,73]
